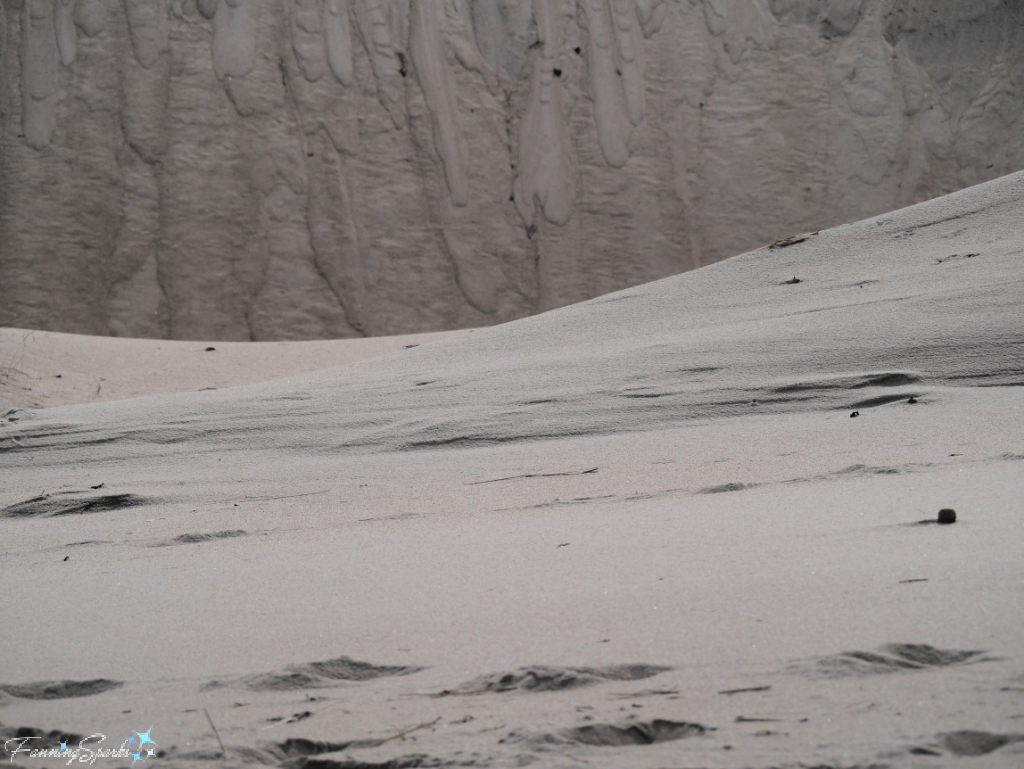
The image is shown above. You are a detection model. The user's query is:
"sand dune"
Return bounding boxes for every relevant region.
[1,172,1023,768]
[0,329,470,410]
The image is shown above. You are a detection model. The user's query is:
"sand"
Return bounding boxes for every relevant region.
[0,329,470,410]
[1,172,1023,768]
[8,1,1024,341]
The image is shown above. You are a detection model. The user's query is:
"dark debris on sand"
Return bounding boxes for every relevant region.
[150,530,250,547]
[450,663,672,694]
[206,656,426,692]
[162,746,474,769]
[561,719,707,746]
[499,718,708,749]
[1,492,151,518]
[0,679,123,699]
[810,643,987,678]
[941,729,1024,756]
[280,757,467,769]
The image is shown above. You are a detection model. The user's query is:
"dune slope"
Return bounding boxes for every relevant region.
[2,171,1022,464]
[1,172,1023,769]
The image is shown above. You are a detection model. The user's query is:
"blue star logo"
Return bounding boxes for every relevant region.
[135,729,156,751]
[59,742,68,751]
[127,727,157,762]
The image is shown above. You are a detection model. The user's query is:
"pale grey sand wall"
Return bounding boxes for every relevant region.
[1,0,1022,340]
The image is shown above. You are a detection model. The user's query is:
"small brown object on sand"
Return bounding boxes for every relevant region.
[938,508,957,524]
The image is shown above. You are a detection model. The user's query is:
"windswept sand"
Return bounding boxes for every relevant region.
[0,329,471,410]
[1,173,1023,769]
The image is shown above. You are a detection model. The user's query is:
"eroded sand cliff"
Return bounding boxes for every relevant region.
[1,0,1022,339]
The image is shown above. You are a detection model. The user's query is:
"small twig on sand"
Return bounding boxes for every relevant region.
[468,468,598,485]
[204,708,227,757]
[718,685,771,695]
[366,717,441,747]
[224,489,332,503]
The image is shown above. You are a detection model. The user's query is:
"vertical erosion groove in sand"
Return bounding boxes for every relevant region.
[4,2,1024,339]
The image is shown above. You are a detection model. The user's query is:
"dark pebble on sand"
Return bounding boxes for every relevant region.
[938,508,956,524]
[850,411,859,418]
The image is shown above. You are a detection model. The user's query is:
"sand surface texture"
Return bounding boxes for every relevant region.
[5,1,1024,340]
[2,172,1023,768]
[0,329,469,410]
